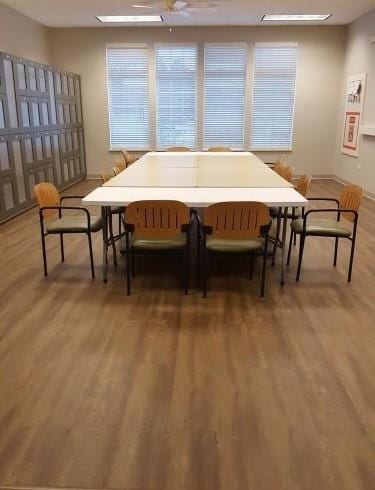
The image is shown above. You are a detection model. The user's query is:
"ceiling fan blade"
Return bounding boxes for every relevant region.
[132,5,156,8]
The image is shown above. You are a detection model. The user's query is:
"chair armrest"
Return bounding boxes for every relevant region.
[302,208,358,233]
[124,223,135,233]
[60,195,85,203]
[307,197,340,207]
[40,206,91,229]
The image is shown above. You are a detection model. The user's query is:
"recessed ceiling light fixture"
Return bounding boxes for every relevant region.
[96,15,163,23]
[262,14,331,22]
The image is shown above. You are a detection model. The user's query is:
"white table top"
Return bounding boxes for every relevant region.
[105,151,292,189]
[82,186,307,208]
[84,151,307,208]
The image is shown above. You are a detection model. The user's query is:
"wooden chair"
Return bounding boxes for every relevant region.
[200,202,271,297]
[99,172,124,240]
[122,150,138,168]
[123,200,193,295]
[165,146,192,152]
[288,184,363,282]
[34,183,102,278]
[286,175,312,254]
[271,165,294,264]
[113,159,126,176]
[207,146,232,152]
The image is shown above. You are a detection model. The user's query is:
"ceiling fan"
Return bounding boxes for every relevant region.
[132,0,232,17]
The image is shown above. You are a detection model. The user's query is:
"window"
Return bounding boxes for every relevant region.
[106,45,149,149]
[251,43,298,150]
[204,44,247,150]
[156,45,197,150]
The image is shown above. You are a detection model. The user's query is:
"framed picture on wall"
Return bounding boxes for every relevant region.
[341,73,367,157]
[343,112,360,151]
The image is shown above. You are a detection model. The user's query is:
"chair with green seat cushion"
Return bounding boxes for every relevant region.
[271,174,312,264]
[288,184,363,282]
[200,201,271,298]
[124,200,193,295]
[34,182,102,278]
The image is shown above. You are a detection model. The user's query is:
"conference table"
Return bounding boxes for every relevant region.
[82,152,308,285]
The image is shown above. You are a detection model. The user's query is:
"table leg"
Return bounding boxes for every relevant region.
[280,206,288,286]
[101,206,108,283]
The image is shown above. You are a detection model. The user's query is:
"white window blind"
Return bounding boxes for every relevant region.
[204,44,247,150]
[106,45,150,150]
[251,43,298,150]
[156,45,197,150]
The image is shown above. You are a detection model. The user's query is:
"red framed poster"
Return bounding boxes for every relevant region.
[343,112,360,151]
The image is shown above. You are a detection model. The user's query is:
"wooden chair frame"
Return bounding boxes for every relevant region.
[198,202,272,298]
[287,196,360,282]
[38,195,98,278]
[123,201,194,295]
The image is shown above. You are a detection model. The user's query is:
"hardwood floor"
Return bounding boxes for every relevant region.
[0,179,374,490]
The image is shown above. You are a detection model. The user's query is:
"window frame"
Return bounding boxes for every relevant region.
[250,42,298,152]
[203,42,248,151]
[106,43,151,151]
[154,43,198,151]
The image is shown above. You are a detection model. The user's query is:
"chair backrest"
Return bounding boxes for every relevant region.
[273,161,286,175]
[122,150,131,165]
[278,165,293,183]
[113,159,126,175]
[34,183,60,218]
[296,175,312,197]
[165,146,191,152]
[99,172,110,184]
[339,184,363,222]
[204,202,270,239]
[207,146,232,152]
[125,200,190,237]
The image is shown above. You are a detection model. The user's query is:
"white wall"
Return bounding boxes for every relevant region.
[0,2,51,64]
[47,26,346,177]
[334,9,375,195]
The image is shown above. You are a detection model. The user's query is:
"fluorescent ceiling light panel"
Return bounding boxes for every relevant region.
[262,14,331,21]
[96,15,162,23]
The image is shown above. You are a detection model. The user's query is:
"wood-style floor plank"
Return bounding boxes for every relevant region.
[0,179,374,490]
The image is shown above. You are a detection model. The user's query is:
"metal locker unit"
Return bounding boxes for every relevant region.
[0,51,86,223]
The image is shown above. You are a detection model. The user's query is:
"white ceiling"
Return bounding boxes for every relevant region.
[2,0,374,27]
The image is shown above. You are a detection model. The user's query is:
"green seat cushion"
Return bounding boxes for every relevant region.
[270,206,302,219]
[206,236,263,253]
[46,215,102,233]
[131,233,186,250]
[291,218,351,237]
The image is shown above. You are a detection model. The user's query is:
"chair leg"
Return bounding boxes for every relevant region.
[108,214,117,268]
[126,235,131,295]
[87,232,95,279]
[118,213,121,237]
[184,244,189,295]
[202,243,208,298]
[293,230,297,246]
[41,232,48,276]
[348,236,357,282]
[131,247,135,278]
[249,252,254,280]
[296,235,306,282]
[196,227,201,283]
[272,209,281,266]
[333,237,339,267]
[260,237,268,297]
[287,227,294,266]
[60,234,65,262]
